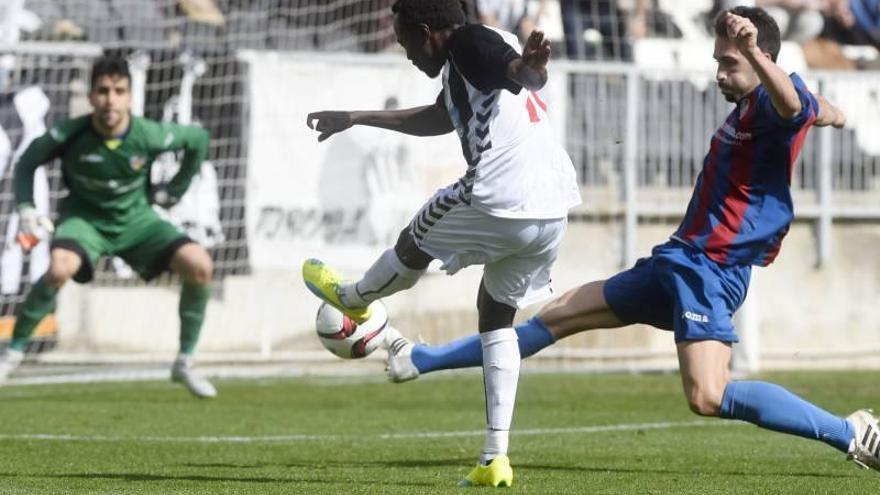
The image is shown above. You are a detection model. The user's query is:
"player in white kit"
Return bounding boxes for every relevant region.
[304,0,580,486]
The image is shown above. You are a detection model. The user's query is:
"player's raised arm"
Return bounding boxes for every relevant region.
[306,99,453,141]
[507,30,550,91]
[726,12,801,119]
[149,122,210,207]
[814,94,846,128]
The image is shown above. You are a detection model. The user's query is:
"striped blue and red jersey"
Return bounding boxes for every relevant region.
[672,73,818,266]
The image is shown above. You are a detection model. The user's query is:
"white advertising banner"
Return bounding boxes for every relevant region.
[240,51,465,271]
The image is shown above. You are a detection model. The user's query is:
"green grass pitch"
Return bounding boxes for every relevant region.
[1,370,879,494]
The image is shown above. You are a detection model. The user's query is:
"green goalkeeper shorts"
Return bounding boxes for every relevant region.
[50,210,193,283]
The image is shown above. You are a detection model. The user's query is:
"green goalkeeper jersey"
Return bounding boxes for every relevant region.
[13,114,209,233]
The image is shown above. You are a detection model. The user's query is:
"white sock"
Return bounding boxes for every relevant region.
[480,327,520,464]
[2,348,24,364]
[340,249,425,307]
[174,353,191,367]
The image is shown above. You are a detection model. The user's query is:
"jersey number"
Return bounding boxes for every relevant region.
[525,91,547,123]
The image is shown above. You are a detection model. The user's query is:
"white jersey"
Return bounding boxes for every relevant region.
[439,24,581,220]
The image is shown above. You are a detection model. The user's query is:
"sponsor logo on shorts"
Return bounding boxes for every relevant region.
[682,311,709,323]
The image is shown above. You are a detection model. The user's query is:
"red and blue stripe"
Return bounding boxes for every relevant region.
[674,74,818,266]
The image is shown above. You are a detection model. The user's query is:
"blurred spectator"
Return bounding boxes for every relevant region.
[626,0,680,39]
[800,0,879,69]
[849,0,880,47]
[626,0,650,39]
[179,0,225,27]
[561,0,631,60]
[518,0,550,39]
[820,0,880,49]
[757,0,825,42]
[476,0,548,43]
[477,0,527,32]
[560,0,680,60]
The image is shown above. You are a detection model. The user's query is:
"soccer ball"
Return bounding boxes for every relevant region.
[315,301,388,359]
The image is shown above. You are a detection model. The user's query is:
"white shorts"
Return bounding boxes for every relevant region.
[408,184,567,309]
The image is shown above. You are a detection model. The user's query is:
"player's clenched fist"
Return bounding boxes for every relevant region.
[725,12,759,55]
[306,111,355,142]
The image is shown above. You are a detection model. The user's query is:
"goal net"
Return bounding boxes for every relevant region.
[0,0,413,375]
[0,42,102,354]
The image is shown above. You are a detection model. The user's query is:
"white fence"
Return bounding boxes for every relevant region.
[556,62,880,268]
[3,49,880,372]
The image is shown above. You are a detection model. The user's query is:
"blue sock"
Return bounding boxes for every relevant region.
[410,317,556,374]
[720,380,855,453]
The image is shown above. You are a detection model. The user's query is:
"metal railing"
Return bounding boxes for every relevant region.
[557,62,880,267]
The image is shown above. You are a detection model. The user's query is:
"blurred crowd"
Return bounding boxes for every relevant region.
[1,0,878,69]
[469,0,880,69]
[723,0,880,69]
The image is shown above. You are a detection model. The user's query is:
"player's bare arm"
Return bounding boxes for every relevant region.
[507,30,550,91]
[814,94,846,128]
[306,103,453,142]
[727,12,801,119]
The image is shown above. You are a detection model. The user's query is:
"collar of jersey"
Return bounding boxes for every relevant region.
[94,117,132,150]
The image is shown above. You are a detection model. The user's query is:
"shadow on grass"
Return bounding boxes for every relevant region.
[183,457,473,470]
[179,460,863,479]
[518,464,862,479]
[0,472,436,487]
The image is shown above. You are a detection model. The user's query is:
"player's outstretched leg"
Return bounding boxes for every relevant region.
[386,317,556,383]
[719,379,880,470]
[170,243,216,399]
[680,340,879,471]
[387,280,618,383]
[718,379,856,450]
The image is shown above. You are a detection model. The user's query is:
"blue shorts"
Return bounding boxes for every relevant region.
[603,240,751,343]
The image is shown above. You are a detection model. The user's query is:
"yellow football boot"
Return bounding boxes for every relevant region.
[302,258,372,323]
[459,455,513,488]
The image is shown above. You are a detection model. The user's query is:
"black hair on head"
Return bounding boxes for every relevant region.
[714,6,781,62]
[90,56,131,89]
[391,0,466,30]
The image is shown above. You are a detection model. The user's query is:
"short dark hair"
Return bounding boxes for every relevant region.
[391,0,466,30]
[90,56,131,89]
[714,6,781,62]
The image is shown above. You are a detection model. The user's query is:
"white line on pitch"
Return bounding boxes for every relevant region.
[0,420,728,444]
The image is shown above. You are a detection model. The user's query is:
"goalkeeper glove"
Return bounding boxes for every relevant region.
[17,205,54,251]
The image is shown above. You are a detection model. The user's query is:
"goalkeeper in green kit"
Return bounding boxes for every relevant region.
[0,56,217,398]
